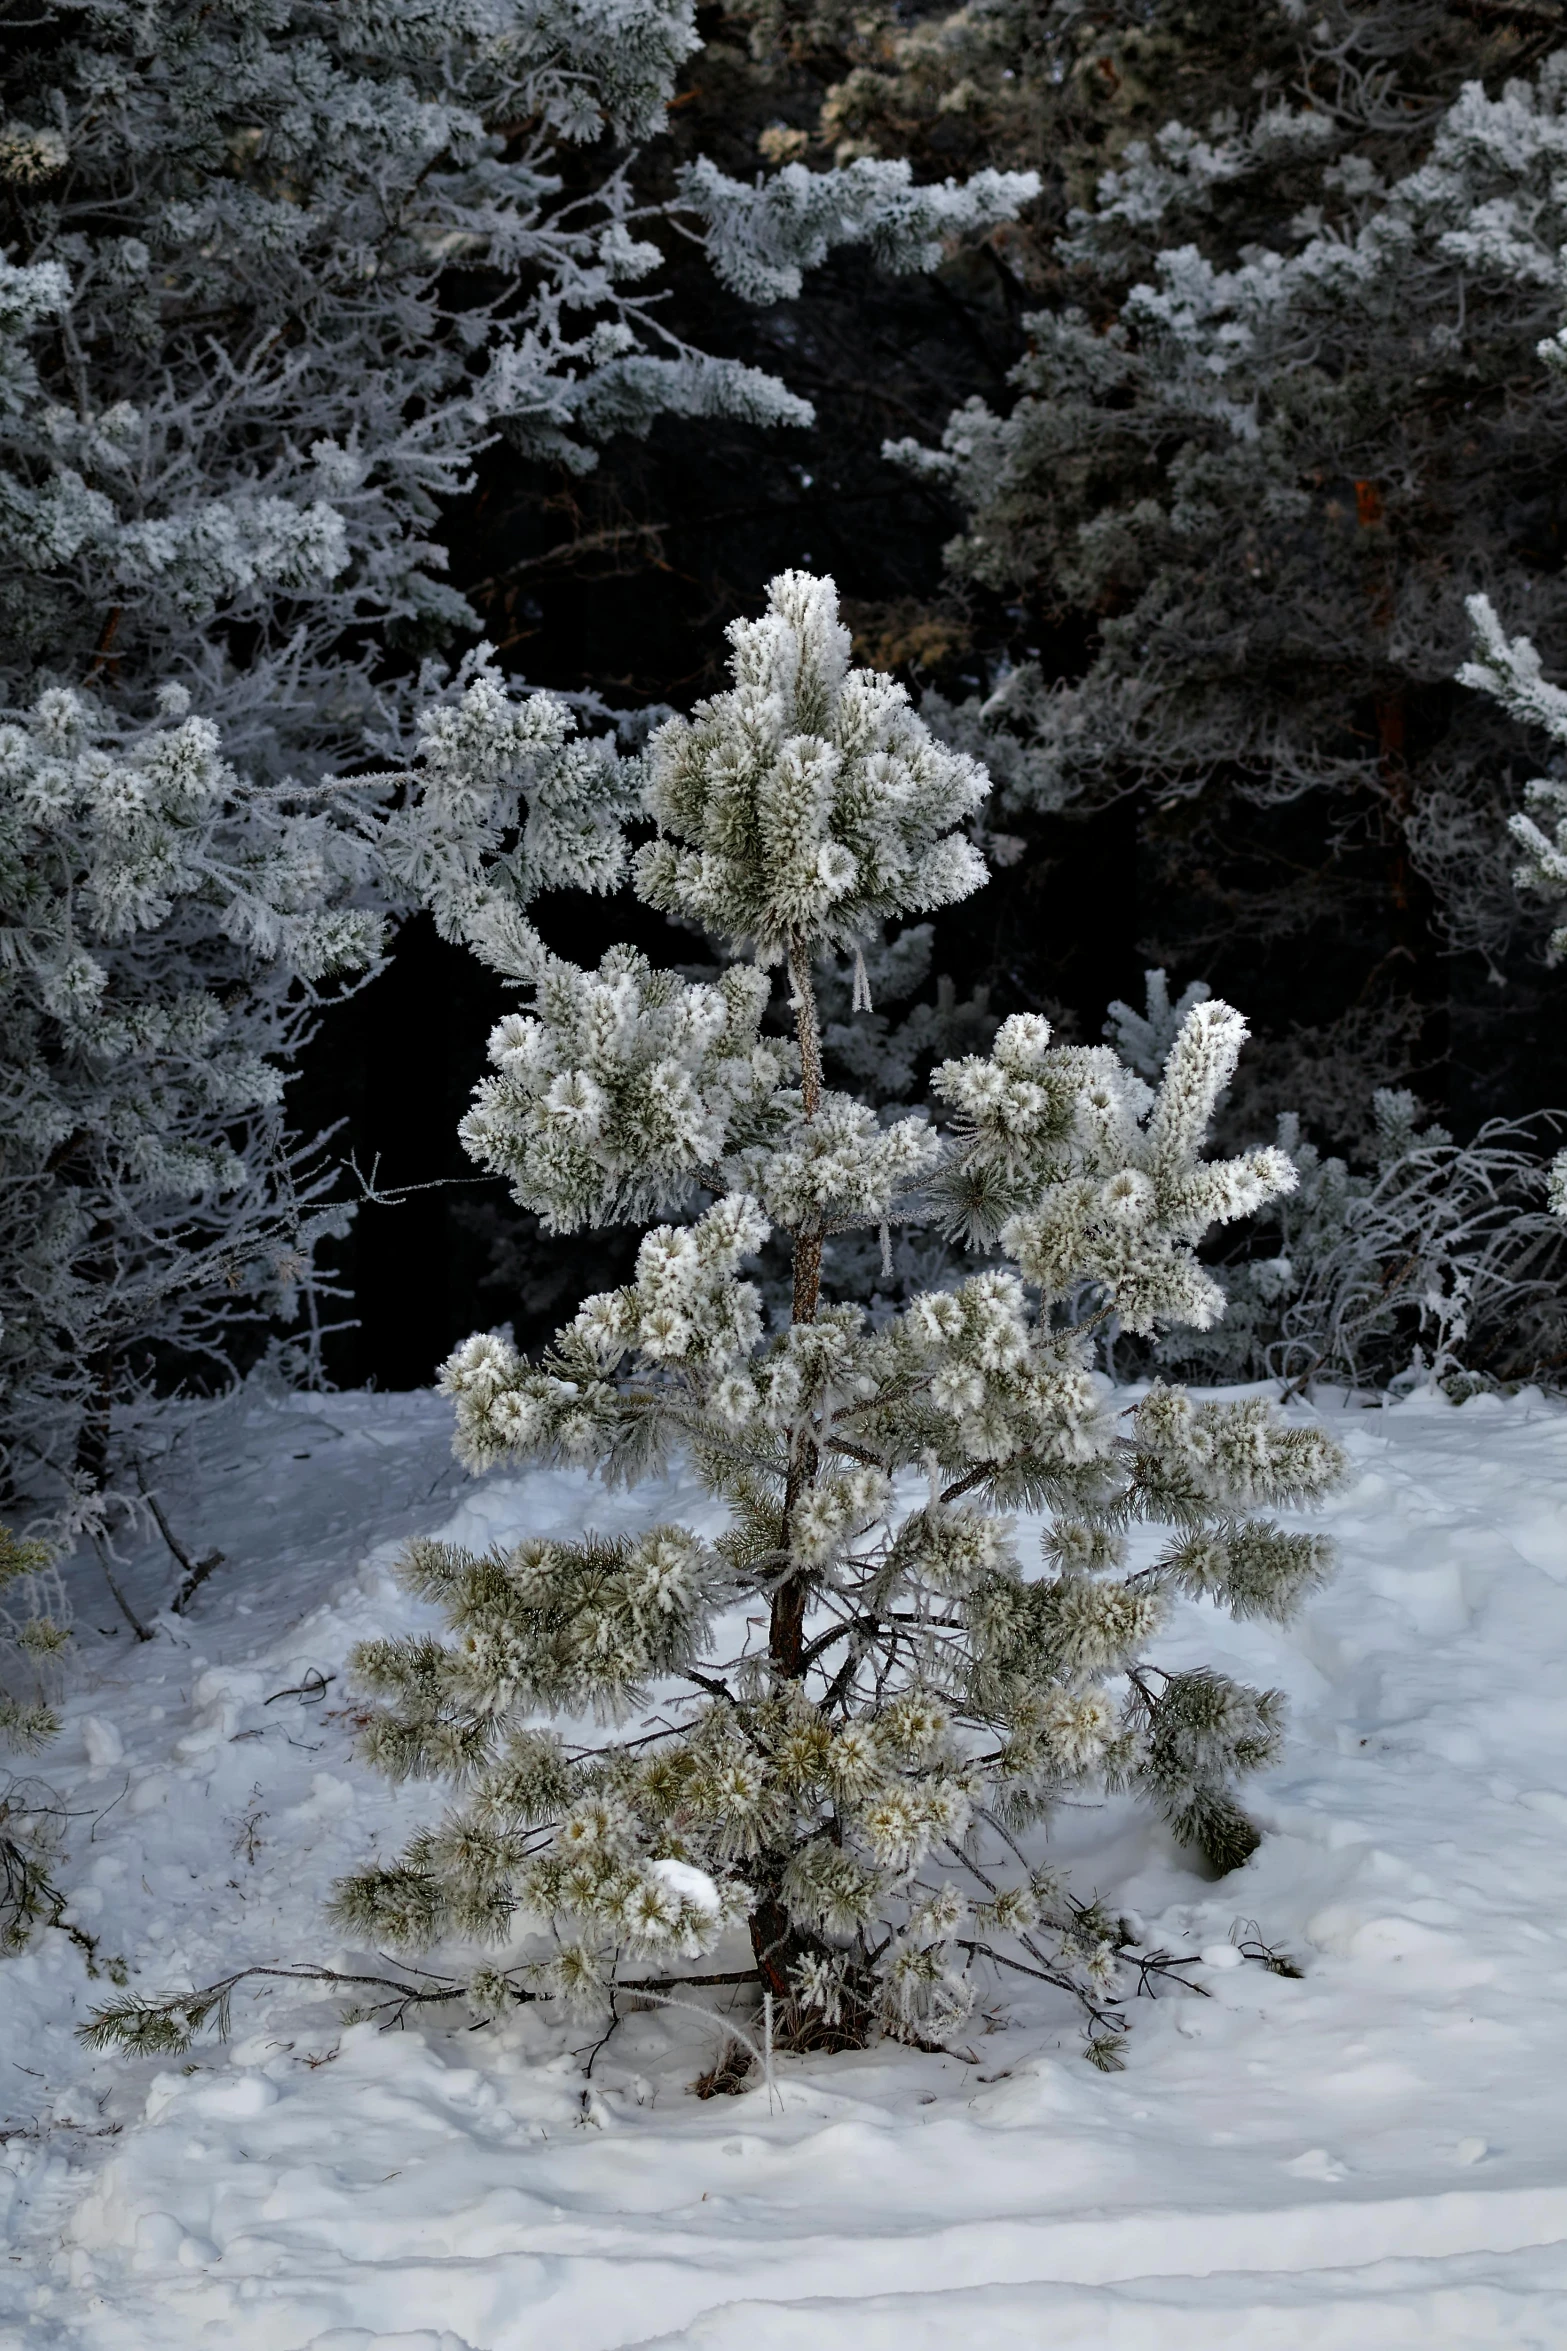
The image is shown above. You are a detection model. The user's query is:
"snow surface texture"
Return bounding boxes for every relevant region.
[6,1385,1567,2346]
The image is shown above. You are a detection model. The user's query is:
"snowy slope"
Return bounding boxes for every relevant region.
[6,1384,1567,2350]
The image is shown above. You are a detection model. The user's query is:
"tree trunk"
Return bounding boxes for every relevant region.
[747,937,865,2039]
[772,936,825,1681]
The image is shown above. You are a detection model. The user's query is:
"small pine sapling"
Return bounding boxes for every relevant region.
[329,572,1343,2052]
[93,574,1346,2062]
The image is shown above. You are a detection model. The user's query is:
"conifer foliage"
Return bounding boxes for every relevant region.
[0,0,1035,764]
[1461,595,1567,1222]
[328,573,1346,2058]
[0,683,381,1531]
[878,16,1567,1114]
[0,0,1033,1529]
[1463,594,1567,976]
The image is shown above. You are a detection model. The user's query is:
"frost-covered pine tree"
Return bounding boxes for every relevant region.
[0,1,1035,766]
[312,572,1344,2060]
[1461,595,1567,1223]
[0,4,1032,1528]
[0,619,678,1532]
[0,683,384,1534]
[886,28,1567,1116]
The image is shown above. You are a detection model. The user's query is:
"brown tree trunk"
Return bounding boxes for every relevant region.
[748,1880,802,2005]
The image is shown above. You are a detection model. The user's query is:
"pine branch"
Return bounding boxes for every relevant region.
[78,1963,481,2056]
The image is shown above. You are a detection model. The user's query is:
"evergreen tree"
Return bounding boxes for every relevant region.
[0,679,385,1534]
[1461,592,1567,1221]
[310,572,1345,2060]
[0,2,1034,1518]
[0,0,1033,763]
[867,5,1567,1125]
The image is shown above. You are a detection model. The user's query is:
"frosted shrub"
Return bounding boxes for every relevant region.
[1272,1101,1567,1394]
[1158,1099,1567,1397]
[94,576,1345,2064]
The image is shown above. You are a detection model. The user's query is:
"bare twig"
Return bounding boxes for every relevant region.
[91,1537,153,1644]
[135,1464,228,1615]
[264,1670,336,1706]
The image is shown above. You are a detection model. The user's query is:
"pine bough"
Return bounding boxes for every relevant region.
[1,1524,73,1955]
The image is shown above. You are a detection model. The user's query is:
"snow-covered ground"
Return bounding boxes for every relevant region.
[6,1383,1567,2350]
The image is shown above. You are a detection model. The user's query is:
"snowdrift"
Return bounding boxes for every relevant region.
[5,1383,1567,2348]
